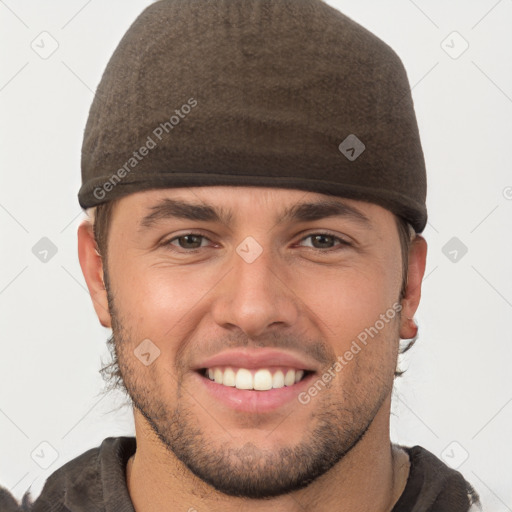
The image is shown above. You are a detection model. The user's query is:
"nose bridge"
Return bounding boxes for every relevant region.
[211,235,299,337]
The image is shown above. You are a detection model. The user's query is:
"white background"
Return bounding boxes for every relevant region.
[1,0,511,509]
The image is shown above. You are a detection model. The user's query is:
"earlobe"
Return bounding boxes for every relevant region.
[399,235,427,339]
[77,220,112,328]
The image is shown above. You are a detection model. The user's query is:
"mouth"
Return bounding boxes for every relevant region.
[191,348,320,413]
[199,366,314,390]
[194,366,317,414]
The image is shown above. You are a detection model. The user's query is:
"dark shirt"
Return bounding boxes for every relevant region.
[0,437,481,511]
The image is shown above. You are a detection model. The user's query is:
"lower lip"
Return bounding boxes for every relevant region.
[194,371,315,413]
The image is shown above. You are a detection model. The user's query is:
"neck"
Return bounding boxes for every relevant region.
[126,394,410,512]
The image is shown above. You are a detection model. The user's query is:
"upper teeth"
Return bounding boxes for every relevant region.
[206,367,305,390]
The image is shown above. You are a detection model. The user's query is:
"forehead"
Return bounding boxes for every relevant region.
[115,186,386,211]
[111,186,394,231]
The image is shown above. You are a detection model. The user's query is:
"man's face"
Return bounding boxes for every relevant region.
[95,186,411,498]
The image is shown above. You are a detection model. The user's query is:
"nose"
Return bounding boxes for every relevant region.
[210,240,300,338]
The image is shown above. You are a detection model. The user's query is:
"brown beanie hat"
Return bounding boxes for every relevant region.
[78,0,427,233]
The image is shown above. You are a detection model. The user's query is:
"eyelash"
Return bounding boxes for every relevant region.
[161,231,352,253]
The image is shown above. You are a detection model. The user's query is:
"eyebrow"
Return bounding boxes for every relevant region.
[138,197,373,231]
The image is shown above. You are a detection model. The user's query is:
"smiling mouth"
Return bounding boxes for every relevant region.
[199,366,314,391]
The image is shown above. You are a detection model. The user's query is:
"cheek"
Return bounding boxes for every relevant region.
[300,259,401,341]
[298,256,402,386]
[109,259,220,345]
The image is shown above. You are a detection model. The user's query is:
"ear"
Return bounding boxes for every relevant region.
[399,234,427,339]
[77,219,112,328]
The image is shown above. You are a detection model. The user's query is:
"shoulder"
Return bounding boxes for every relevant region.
[0,437,135,512]
[0,485,32,512]
[394,444,481,512]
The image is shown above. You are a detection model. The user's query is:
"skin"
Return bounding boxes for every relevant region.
[78,186,427,512]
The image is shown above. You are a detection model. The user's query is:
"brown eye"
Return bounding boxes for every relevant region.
[166,233,209,250]
[299,233,351,250]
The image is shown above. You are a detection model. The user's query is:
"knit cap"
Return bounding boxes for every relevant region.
[78,0,427,232]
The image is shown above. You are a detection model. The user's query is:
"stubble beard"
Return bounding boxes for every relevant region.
[105,286,392,499]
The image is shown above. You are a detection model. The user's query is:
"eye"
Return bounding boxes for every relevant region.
[298,232,351,250]
[161,231,351,253]
[164,233,211,251]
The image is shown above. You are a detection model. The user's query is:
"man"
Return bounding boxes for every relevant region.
[1,0,481,510]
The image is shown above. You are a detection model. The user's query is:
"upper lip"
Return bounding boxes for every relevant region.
[194,348,319,372]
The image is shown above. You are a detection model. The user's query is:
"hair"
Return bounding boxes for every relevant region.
[87,199,418,390]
